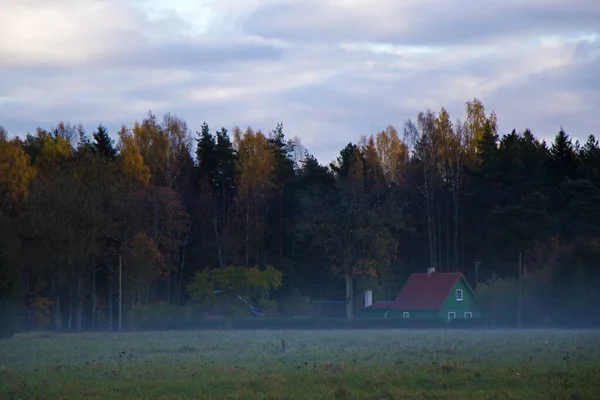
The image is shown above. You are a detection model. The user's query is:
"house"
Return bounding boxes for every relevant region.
[362,268,478,321]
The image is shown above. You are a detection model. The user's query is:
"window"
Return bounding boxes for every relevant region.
[403,312,410,319]
[456,289,463,301]
[464,312,472,319]
[448,312,456,321]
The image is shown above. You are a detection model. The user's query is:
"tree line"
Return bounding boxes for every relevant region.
[1,98,599,333]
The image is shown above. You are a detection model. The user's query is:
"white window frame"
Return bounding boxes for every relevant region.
[464,312,472,319]
[456,289,463,302]
[448,312,456,322]
[403,312,410,319]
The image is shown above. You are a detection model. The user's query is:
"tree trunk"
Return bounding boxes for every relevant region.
[76,274,83,332]
[279,185,284,261]
[430,191,438,270]
[436,191,443,271]
[108,278,113,331]
[453,185,460,273]
[425,176,436,270]
[53,297,62,332]
[255,202,261,267]
[254,213,260,267]
[167,272,172,303]
[177,233,190,303]
[345,273,354,319]
[461,196,465,271]
[91,267,96,331]
[245,208,250,266]
[446,193,452,272]
[213,216,224,268]
[222,183,228,265]
[67,287,73,332]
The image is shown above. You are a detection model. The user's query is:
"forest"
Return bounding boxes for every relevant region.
[1,98,599,335]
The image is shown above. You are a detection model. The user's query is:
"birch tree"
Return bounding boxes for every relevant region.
[233,127,277,266]
[405,111,444,270]
[375,125,409,185]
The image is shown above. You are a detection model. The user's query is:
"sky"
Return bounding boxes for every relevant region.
[0,0,599,164]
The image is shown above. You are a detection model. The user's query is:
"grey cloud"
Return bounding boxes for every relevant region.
[104,39,284,69]
[0,37,286,113]
[487,59,600,140]
[275,39,600,160]
[242,0,600,46]
[2,0,599,166]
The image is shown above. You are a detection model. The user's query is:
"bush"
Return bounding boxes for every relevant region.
[187,265,283,316]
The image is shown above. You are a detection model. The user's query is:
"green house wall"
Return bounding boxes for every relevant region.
[438,277,480,320]
[360,276,480,321]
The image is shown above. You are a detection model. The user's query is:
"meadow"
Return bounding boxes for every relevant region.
[1,329,599,399]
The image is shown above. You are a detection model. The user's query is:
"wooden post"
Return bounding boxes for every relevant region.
[517,252,522,329]
[118,254,122,332]
[474,262,482,290]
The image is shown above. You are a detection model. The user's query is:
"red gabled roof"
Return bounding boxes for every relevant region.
[369,272,471,311]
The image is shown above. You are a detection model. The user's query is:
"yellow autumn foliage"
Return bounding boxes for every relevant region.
[0,137,37,211]
[117,126,151,186]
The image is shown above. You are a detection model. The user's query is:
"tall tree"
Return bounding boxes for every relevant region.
[578,135,600,185]
[299,143,397,318]
[117,126,151,186]
[374,125,409,185]
[233,127,277,266]
[0,136,36,215]
[92,124,117,160]
[405,111,443,271]
[268,123,298,261]
[548,128,579,184]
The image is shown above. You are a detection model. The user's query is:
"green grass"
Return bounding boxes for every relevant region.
[1,329,600,399]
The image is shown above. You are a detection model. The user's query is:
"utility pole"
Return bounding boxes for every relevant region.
[517,252,522,329]
[474,262,482,290]
[118,253,122,332]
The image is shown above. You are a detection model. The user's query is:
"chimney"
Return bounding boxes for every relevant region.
[364,290,373,307]
[427,267,435,276]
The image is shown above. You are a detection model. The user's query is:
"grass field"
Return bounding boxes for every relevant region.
[1,329,600,399]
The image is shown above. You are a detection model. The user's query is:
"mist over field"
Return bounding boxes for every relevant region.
[2,329,600,399]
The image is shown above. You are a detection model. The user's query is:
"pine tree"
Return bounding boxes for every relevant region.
[548,128,578,183]
[195,122,218,188]
[578,135,600,184]
[92,124,117,160]
[215,127,236,196]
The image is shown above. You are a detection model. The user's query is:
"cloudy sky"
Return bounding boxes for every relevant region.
[1,0,598,164]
